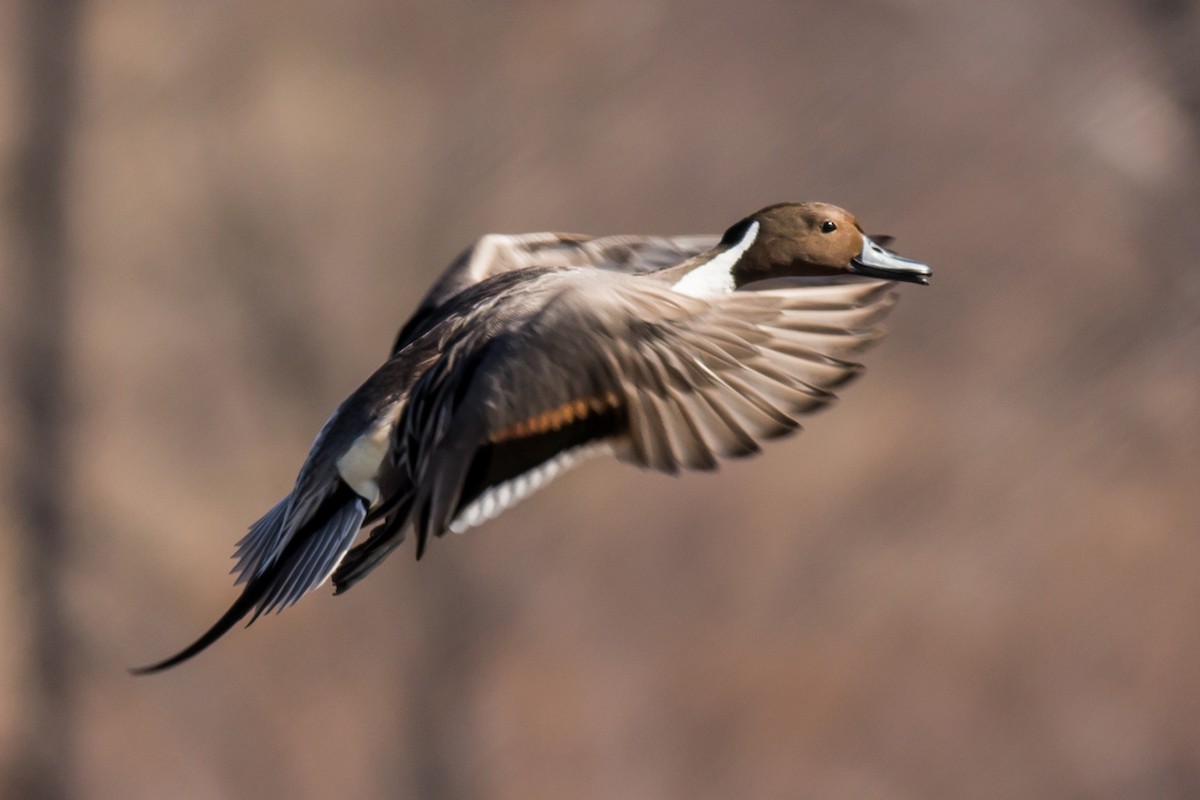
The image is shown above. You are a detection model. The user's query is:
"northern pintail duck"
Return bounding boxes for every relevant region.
[134,202,931,672]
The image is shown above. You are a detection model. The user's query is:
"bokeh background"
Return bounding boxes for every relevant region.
[3,0,1200,798]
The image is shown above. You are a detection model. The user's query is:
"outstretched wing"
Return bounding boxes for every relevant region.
[392,232,720,354]
[394,271,897,553]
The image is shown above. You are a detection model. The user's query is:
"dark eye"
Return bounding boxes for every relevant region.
[820,220,837,233]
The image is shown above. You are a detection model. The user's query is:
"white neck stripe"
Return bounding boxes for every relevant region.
[671,220,759,297]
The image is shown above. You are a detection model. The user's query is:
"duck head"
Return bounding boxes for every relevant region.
[727,202,931,286]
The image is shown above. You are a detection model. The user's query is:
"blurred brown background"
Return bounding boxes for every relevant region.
[3,0,1200,798]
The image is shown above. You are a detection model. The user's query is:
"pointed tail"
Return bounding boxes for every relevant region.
[132,484,367,674]
[129,574,269,674]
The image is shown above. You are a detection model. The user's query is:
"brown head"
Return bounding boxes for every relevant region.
[725,202,931,287]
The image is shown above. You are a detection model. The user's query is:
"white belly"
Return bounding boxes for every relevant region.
[336,417,393,503]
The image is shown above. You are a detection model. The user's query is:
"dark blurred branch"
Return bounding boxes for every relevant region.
[1130,0,1200,324]
[6,0,84,798]
[1135,0,1200,121]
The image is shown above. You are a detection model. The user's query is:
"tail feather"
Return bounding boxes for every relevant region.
[253,495,365,618]
[130,574,272,675]
[332,493,414,594]
[132,484,367,674]
[230,494,291,585]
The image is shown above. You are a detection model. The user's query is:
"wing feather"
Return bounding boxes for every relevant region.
[394,233,722,354]
[389,270,899,546]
